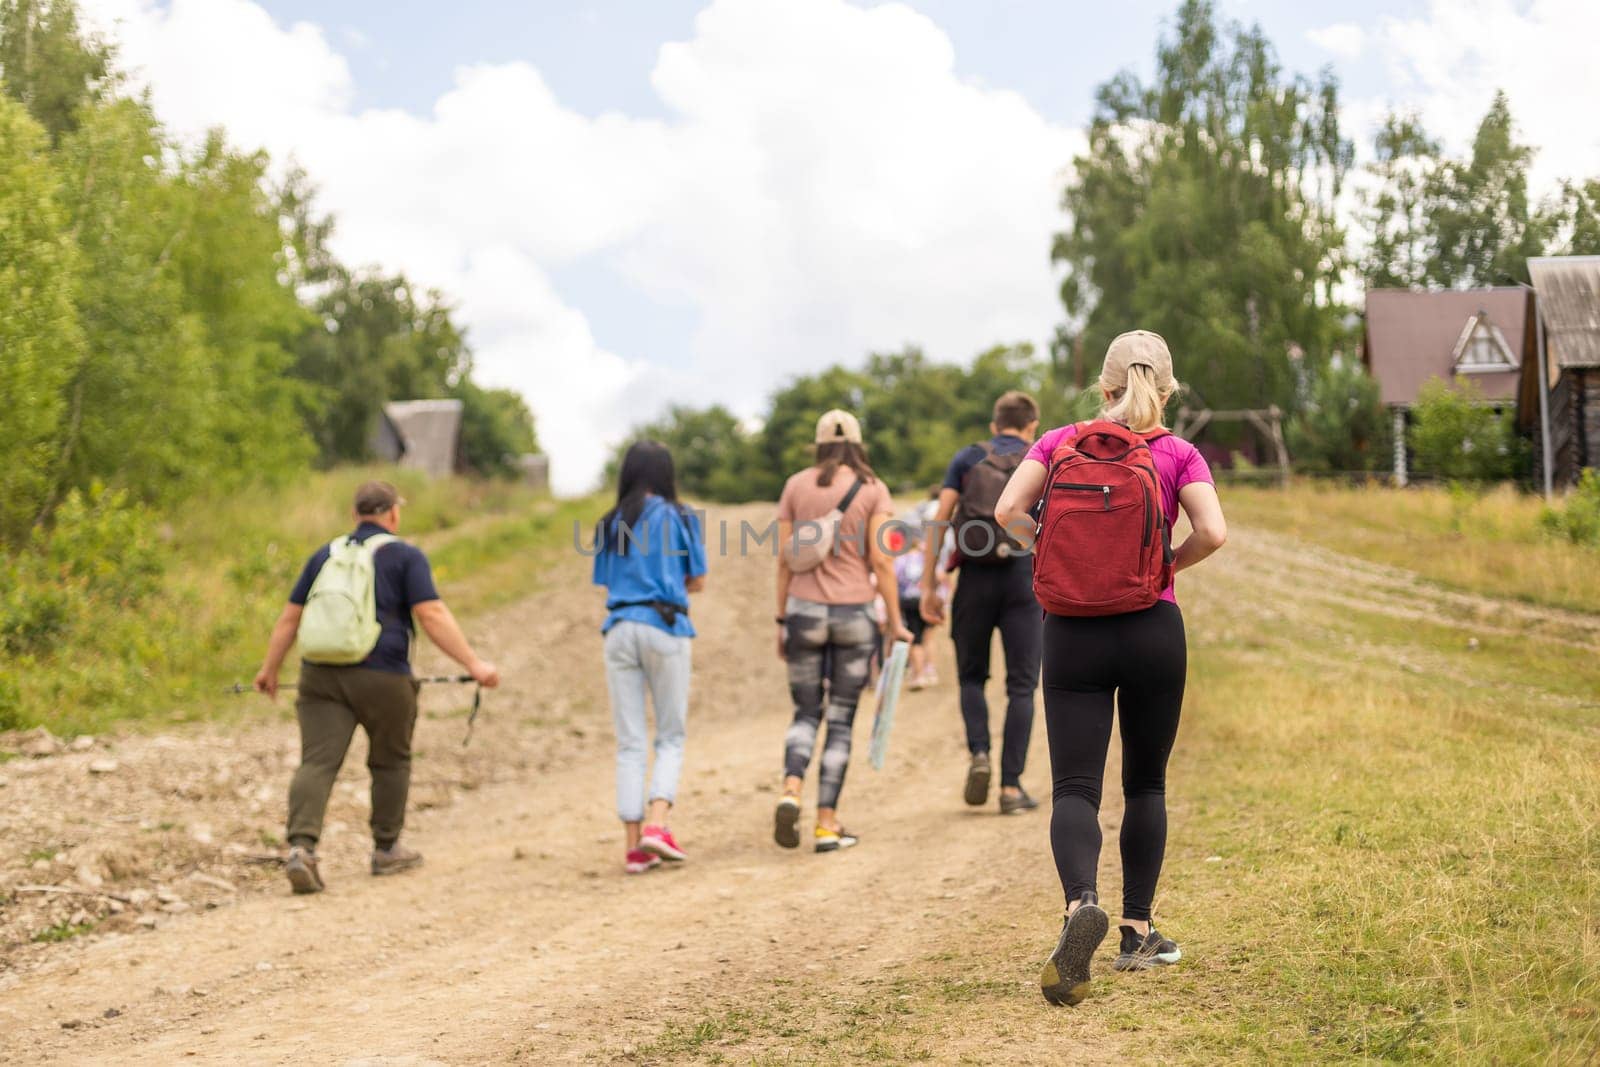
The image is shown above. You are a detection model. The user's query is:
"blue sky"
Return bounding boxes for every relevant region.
[258,0,1405,124]
[86,0,1598,491]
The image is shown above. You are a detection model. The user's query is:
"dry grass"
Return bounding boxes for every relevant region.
[1221,482,1600,613]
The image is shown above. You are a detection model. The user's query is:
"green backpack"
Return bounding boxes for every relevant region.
[298,533,398,665]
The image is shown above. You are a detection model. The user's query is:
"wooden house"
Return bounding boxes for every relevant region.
[371,399,464,477]
[1523,257,1600,487]
[1362,288,1533,485]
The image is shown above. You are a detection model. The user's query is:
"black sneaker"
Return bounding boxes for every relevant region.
[1112,925,1182,971]
[964,752,992,807]
[999,787,1038,815]
[1041,891,1109,1006]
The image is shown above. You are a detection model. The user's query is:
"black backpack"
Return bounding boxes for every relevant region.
[953,443,1025,563]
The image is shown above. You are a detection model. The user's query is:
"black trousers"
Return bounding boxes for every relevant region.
[1041,601,1186,920]
[950,558,1041,788]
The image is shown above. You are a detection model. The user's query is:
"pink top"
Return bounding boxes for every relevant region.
[1025,424,1214,604]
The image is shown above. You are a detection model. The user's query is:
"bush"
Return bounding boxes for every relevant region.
[1288,357,1390,473]
[1539,469,1600,546]
[1408,379,1524,482]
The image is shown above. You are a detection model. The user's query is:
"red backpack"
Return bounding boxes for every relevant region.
[1031,420,1173,617]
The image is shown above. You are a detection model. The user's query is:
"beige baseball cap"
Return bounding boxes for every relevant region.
[1102,329,1174,386]
[814,409,863,444]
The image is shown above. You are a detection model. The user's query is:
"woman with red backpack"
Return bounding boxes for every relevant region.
[993,330,1227,1007]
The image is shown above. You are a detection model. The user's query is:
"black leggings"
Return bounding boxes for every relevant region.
[1042,601,1186,920]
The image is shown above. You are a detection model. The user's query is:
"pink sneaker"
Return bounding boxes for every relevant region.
[640,825,688,862]
[624,848,660,875]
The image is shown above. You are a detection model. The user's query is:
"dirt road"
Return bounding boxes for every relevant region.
[0,504,1136,1065]
[6,504,1589,1065]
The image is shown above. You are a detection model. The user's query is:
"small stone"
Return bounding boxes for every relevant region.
[159,901,190,914]
[156,888,180,904]
[102,1008,121,1019]
[189,825,214,845]
[59,1019,85,1030]
[32,859,50,871]
[1466,637,1481,651]
[1205,855,1223,863]
[191,987,209,998]
[108,900,125,914]
[71,735,96,752]
[512,846,527,861]
[88,759,119,775]
[76,864,104,889]
[255,961,273,972]
[20,727,61,758]
[69,909,91,926]
[127,889,152,907]
[136,915,158,929]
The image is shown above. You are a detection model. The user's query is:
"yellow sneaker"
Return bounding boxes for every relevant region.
[813,825,859,853]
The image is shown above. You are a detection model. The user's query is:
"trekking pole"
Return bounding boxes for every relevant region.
[224,676,483,746]
[222,675,475,694]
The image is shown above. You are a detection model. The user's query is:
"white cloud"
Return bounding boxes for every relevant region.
[1306,22,1366,61]
[79,0,1080,495]
[1357,0,1600,190]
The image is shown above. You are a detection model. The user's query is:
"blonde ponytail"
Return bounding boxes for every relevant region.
[1100,363,1174,434]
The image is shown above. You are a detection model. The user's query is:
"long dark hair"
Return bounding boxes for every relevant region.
[815,441,876,488]
[597,440,678,554]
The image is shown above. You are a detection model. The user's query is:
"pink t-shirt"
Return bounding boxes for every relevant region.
[1025,425,1214,604]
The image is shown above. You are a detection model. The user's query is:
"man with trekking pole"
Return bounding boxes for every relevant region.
[253,481,500,894]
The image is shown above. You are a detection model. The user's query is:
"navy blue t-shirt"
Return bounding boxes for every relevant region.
[288,522,440,674]
[941,433,1032,492]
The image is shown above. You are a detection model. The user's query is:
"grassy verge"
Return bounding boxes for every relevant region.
[1222,482,1600,614]
[1,468,602,736]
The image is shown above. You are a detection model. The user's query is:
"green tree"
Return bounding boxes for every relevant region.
[1361,113,1439,289]
[1054,0,1352,416]
[46,98,217,511]
[0,0,109,142]
[453,380,539,476]
[1408,378,1522,482]
[167,133,314,485]
[294,269,471,464]
[1424,91,1551,287]
[1549,178,1600,257]
[611,405,755,503]
[0,95,81,539]
[1287,356,1388,473]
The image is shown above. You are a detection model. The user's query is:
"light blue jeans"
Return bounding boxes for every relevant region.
[603,620,692,822]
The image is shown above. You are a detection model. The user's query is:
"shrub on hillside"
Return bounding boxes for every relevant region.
[1408,379,1524,482]
[1539,469,1600,546]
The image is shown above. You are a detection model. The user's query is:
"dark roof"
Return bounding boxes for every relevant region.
[1363,288,1529,406]
[1529,256,1600,369]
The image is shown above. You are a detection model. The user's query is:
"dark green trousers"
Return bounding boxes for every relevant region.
[288,663,420,850]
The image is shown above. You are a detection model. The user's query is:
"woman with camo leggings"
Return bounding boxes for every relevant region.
[773,410,913,853]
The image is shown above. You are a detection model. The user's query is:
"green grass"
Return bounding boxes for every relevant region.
[0,467,602,736]
[32,919,95,944]
[1223,482,1600,613]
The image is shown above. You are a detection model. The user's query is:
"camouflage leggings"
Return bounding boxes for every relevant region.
[783,597,878,809]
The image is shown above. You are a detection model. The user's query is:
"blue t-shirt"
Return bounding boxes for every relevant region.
[288,522,440,675]
[591,496,708,638]
[941,433,1032,492]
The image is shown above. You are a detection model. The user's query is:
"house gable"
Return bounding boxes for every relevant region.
[1450,312,1519,374]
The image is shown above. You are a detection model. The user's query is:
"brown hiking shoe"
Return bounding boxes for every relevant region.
[285,846,324,895]
[370,843,423,876]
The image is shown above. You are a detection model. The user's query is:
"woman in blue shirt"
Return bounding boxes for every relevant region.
[592,441,708,874]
